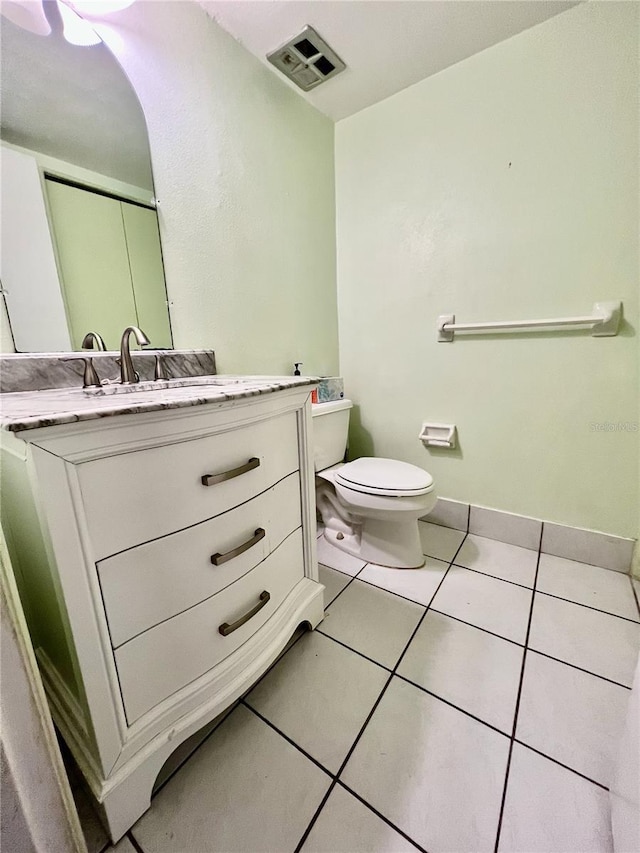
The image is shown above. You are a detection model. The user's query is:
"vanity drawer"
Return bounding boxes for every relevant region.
[77,411,299,559]
[114,529,304,723]
[98,472,301,647]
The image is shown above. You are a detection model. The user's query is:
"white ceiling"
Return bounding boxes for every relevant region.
[202,1,579,121]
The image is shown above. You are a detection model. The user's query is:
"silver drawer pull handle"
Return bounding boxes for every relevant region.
[201,457,260,487]
[219,590,270,636]
[211,528,266,566]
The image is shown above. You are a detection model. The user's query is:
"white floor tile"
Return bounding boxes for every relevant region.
[498,744,613,853]
[418,522,465,562]
[319,580,424,669]
[245,632,388,773]
[132,705,331,852]
[529,594,640,687]
[302,784,420,853]
[455,534,538,587]
[317,535,367,576]
[342,677,510,853]
[358,557,448,606]
[516,652,630,786]
[430,566,532,644]
[153,708,233,793]
[398,610,523,733]
[537,554,639,621]
[319,564,352,606]
[469,506,541,550]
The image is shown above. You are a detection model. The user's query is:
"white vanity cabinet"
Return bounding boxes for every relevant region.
[1,385,323,841]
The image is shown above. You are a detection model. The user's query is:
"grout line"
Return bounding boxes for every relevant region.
[96,843,111,853]
[305,661,397,791]
[315,628,393,671]
[321,567,362,608]
[526,648,632,691]
[420,554,451,568]
[329,572,435,610]
[242,701,333,778]
[292,669,395,853]
[126,830,146,853]
[536,589,640,624]
[323,600,629,730]
[394,673,511,739]
[336,780,428,853]
[325,562,533,650]
[627,574,640,618]
[428,608,524,647]
[319,559,367,578]
[150,702,240,800]
[293,781,338,852]
[294,545,463,853]
[466,503,471,533]
[493,521,543,852]
[513,739,610,791]
[451,562,535,591]
[246,699,429,853]
[354,563,370,579]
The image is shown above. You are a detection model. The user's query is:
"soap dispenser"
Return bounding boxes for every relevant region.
[293,363,303,376]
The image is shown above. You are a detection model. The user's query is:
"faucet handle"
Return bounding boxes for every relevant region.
[154,353,168,381]
[62,356,101,388]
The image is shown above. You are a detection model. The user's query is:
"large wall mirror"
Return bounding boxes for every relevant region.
[0,0,173,352]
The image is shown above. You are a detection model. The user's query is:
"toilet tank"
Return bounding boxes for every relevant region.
[311,399,353,471]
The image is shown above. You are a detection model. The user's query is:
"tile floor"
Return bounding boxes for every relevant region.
[77,520,639,853]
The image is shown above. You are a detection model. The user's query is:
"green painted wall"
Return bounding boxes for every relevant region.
[336,3,639,539]
[101,3,338,377]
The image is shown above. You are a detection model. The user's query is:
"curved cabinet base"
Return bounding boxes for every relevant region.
[48,579,324,842]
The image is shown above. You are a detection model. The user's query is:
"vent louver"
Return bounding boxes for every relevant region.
[267,26,346,91]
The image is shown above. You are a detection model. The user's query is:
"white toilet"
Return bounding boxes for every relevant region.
[312,399,437,569]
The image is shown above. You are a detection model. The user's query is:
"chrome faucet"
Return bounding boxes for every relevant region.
[81,331,107,351]
[119,326,150,384]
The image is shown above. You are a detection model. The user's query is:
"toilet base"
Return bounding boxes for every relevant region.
[323,518,426,569]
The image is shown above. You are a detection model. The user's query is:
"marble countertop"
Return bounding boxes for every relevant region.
[0,375,317,433]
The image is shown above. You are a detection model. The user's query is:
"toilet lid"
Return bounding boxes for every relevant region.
[336,458,434,497]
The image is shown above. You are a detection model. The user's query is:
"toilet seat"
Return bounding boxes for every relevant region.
[335,457,434,497]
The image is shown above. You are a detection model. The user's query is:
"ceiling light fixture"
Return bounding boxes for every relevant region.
[0,0,134,46]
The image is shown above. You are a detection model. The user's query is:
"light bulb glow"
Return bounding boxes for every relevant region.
[0,0,51,36]
[67,0,134,16]
[56,0,102,45]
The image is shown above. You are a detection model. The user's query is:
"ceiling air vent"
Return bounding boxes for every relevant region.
[267,26,346,91]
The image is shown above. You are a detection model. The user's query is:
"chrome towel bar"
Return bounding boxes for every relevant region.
[437,301,622,342]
